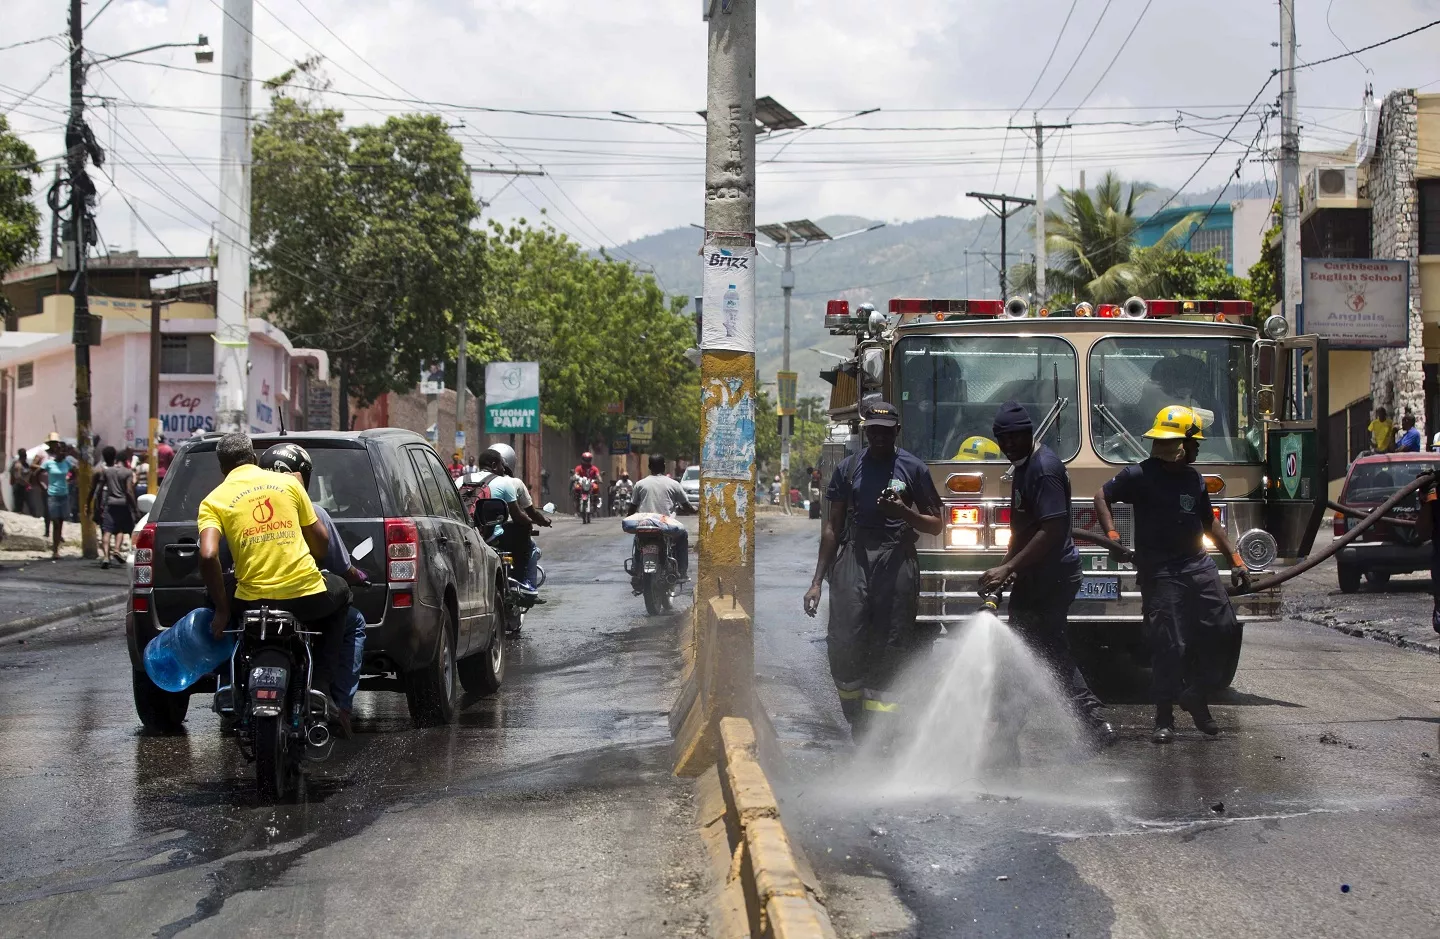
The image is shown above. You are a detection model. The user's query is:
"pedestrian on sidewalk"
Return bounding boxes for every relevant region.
[8,449,30,516]
[803,400,943,736]
[1368,406,1394,454]
[979,401,1116,753]
[39,438,77,559]
[1093,406,1250,743]
[155,435,174,484]
[28,451,47,527]
[1396,413,1422,453]
[91,446,138,569]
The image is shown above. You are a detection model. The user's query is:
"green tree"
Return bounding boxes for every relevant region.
[476,219,699,455]
[1011,171,1202,303]
[1244,202,1282,315]
[252,85,493,405]
[0,115,41,326]
[1131,246,1248,301]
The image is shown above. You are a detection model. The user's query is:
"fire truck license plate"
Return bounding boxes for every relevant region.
[1078,576,1119,601]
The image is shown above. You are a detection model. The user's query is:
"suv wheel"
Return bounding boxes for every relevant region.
[405,607,459,727]
[133,670,189,733]
[458,609,505,696]
[1364,571,1391,589]
[1337,562,1361,594]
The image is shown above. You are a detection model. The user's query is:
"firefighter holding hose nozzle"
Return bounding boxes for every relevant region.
[803,400,944,737]
[1094,405,1250,744]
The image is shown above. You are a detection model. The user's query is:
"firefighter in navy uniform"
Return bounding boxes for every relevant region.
[1405,466,1440,636]
[803,401,944,735]
[1093,405,1251,743]
[979,401,1116,749]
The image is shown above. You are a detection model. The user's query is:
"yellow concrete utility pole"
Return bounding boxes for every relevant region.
[697,0,757,619]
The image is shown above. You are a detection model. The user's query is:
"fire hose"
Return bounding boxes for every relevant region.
[1068,469,1438,597]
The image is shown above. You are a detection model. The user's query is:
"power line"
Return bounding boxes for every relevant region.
[1014,0,1081,117]
[1292,18,1440,71]
[1066,0,1155,120]
[1037,0,1116,112]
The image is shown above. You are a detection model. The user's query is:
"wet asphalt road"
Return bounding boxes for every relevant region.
[752,515,1440,939]
[0,516,706,938]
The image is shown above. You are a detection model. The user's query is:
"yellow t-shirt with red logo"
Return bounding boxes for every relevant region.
[197,462,327,601]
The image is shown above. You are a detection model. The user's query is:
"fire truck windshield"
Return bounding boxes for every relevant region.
[1089,337,1261,464]
[894,336,1080,462]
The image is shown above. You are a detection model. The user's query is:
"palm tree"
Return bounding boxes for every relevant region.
[1010,171,1199,304]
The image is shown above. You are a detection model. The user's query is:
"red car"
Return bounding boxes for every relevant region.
[1333,452,1440,593]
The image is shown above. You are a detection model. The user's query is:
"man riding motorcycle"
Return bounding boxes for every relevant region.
[626,453,696,587]
[471,444,550,593]
[573,451,601,512]
[197,433,352,734]
[257,442,366,737]
[611,470,634,515]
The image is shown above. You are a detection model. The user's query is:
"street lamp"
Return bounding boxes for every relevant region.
[89,34,213,67]
[756,219,886,512]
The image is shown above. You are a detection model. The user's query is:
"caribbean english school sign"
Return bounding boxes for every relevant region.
[1300,258,1409,350]
[484,362,541,434]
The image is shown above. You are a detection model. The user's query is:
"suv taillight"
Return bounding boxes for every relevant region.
[1334,512,1346,536]
[385,518,418,582]
[133,523,156,586]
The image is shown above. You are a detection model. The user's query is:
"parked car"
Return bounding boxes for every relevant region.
[1333,452,1440,593]
[126,429,506,732]
[680,465,700,508]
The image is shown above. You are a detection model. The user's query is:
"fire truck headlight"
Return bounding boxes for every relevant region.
[1263,314,1290,340]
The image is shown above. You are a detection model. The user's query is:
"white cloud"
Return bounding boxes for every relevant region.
[3,0,1437,260]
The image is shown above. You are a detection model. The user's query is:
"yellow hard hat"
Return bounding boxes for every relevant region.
[1142,405,1205,440]
[954,435,1003,461]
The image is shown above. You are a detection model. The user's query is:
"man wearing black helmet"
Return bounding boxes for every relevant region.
[256,442,365,737]
[199,434,352,732]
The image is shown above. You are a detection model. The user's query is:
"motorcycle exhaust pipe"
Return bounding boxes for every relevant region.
[306,722,332,748]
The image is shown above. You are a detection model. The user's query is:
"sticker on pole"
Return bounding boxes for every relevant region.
[1281,433,1302,499]
[484,362,541,434]
[701,238,756,353]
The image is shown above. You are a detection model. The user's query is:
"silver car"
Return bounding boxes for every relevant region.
[680,465,700,508]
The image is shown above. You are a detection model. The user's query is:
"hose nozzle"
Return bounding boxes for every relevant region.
[977,584,1005,613]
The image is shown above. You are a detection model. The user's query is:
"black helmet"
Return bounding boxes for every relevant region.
[259,442,313,489]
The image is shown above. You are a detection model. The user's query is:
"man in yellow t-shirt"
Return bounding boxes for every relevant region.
[198,434,349,658]
[1368,406,1394,453]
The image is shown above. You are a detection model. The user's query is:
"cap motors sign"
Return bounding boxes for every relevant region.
[1301,259,1410,349]
[159,381,216,436]
[484,362,541,434]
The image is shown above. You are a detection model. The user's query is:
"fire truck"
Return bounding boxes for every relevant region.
[819,295,1329,686]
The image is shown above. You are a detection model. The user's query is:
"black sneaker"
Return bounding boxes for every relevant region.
[1152,703,1175,744]
[1151,725,1175,744]
[1089,720,1118,747]
[100,558,110,570]
[1178,688,1220,736]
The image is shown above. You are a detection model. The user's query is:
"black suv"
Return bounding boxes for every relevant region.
[126,429,505,730]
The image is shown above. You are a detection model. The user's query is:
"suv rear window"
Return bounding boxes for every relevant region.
[154,445,384,522]
[1344,461,1440,502]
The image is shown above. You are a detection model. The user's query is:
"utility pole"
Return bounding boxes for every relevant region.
[214,0,253,433]
[1278,0,1301,331]
[698,0,756,619]
[148,298,161,495]
[1023,119,1070,304]
[965,192,1035,299]
[49,164,61,260]
[455,326,467,458]
[68,0,98,559]
[780,238,793,514]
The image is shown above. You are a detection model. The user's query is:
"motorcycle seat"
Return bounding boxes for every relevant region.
[622,513,686,534]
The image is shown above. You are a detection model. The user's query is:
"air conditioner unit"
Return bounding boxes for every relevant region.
[1303,165,1359,216]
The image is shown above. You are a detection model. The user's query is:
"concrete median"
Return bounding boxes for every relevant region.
[670,594,754,776]
[690,716,834,939]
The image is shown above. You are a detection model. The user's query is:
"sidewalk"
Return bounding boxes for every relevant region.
[0,554,130,638]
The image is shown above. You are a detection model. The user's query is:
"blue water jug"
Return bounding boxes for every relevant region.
[143,608,236,692]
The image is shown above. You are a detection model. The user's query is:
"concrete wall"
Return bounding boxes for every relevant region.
[1328,350,1374,414]
[1231,198,1273,275]
[1368,90,1425,429]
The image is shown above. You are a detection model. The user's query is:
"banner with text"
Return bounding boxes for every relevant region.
[777,371,797,416]
[485,361,541,434]
[1301,258,1409,349]
[700,237,756,352]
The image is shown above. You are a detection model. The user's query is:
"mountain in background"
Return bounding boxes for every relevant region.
[607,178,1272,399]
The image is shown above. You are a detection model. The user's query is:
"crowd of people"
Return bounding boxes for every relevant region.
[5,432,174,562]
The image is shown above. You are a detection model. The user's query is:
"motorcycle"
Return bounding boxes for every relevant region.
[611,481,634,517]
[485,530,545,634]
[575,475,597,524]
[622,513,687,615]
[213,603,342,802]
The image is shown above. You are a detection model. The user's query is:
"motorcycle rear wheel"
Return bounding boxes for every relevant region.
[254,715,293,803]
[643,574,666,616]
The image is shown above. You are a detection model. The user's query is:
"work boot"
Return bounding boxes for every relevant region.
[1088,719,1118,748]
[1152,703,1175,744]
[1177,688,1220,736]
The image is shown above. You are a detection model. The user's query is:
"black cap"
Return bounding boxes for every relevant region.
[863,400,901,428]
[992,400,1033,435]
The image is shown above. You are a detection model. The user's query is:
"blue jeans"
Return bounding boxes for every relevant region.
[330,606,366,712]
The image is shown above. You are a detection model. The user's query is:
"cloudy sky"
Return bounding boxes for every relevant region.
[3,0,1438,262]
